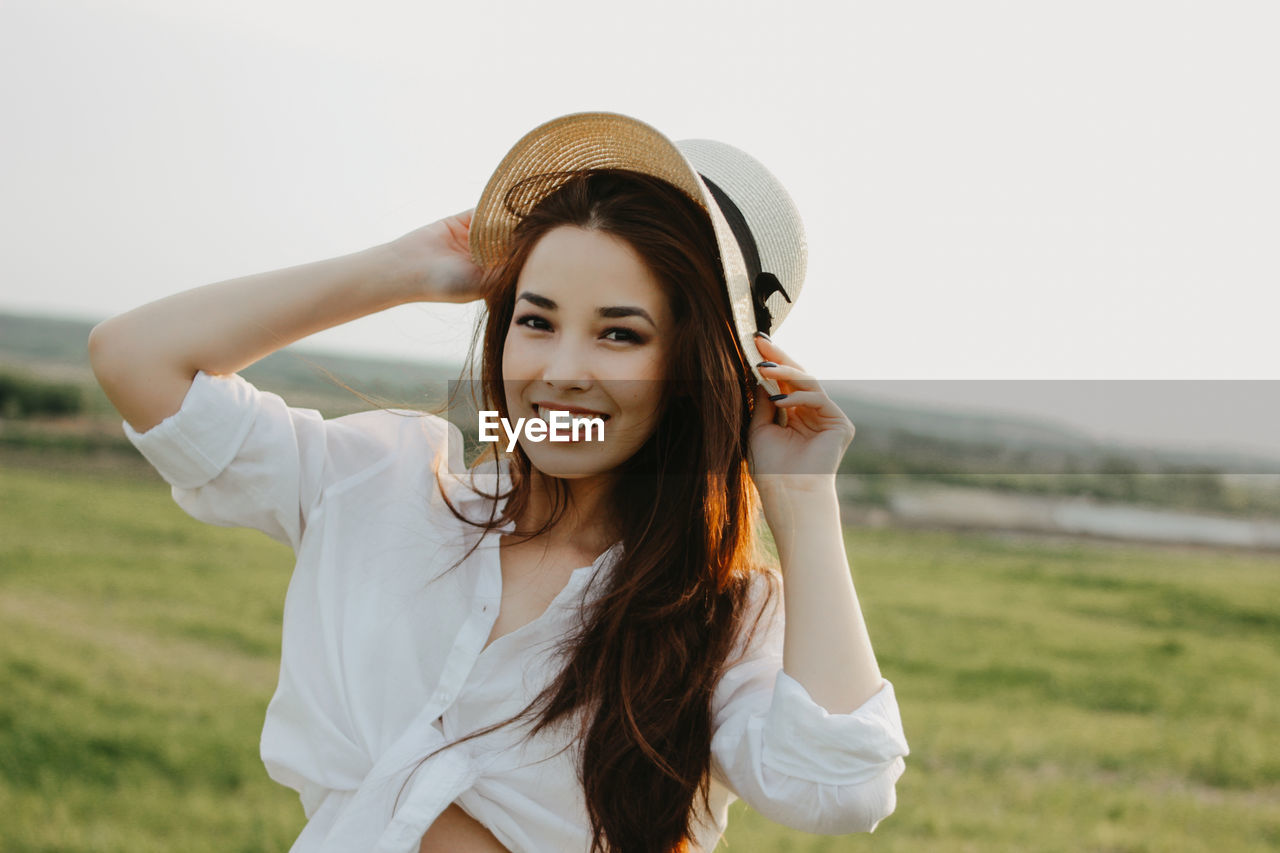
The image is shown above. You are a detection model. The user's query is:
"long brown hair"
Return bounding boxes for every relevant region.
[410,169,780,853]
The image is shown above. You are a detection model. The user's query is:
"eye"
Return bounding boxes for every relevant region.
[514,313,552,332]
[603,327,647,344]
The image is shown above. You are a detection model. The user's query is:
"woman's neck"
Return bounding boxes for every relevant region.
[513,469,619,555]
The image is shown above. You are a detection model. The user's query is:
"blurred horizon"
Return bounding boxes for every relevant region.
[5,306,1280,467]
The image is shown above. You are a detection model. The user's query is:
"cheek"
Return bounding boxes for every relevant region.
[500,332,528,409]
[501,329,530,379]
[637,355,668,412]
[615,372,667,422]
[622,347,666,382]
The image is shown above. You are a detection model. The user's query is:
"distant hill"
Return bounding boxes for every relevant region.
[4,310,1279,488]
[833,387,1280,477]
[0,310,463,417]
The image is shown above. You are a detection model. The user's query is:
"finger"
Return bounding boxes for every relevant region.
[442,210,476,248]
[752,334,806,372]
[756,362,821,392]
[751,384,792,430]
[769,390,849,422]
[749,384,776,433]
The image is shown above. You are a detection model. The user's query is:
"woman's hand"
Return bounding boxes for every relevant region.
[388,209,486,304]
[747,335,856,495]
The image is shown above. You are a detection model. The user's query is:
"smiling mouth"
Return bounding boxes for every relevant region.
[532,404,611,422]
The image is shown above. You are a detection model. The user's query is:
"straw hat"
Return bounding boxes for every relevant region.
[469,111,807,396]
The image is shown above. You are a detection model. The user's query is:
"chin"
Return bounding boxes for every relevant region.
[521,444,629,481]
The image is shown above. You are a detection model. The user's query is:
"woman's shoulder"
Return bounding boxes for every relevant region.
[187,370,470,493]
[326,405,458,456]
[323,405,513,520]
[122,371,484,549]
[315,405,469,490]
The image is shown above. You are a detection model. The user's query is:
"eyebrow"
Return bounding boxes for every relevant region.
[515,291,657,327]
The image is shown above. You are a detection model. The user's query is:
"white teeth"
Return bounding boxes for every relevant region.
[536,407,606,422]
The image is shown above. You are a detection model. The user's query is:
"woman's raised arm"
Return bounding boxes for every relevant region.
[88,210,481,434]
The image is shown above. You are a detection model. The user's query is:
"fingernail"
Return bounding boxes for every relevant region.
[757,361,778,368]
[753,331,772,342]
[768,393,788,402]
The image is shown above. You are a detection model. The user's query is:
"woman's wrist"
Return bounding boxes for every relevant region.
[382,216,485,305]
[756,478,841,559]
[375,239,439,304]
[755,474,839,504]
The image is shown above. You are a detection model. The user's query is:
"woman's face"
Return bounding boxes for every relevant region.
[502,225,673,481]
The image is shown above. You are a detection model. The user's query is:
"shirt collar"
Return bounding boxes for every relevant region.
[563,541,625,610]
[438,456,626,603]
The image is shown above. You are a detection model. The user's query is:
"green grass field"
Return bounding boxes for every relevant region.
[2,458,1278,852]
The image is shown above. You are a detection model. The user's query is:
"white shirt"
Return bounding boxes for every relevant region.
[122,369,909,853]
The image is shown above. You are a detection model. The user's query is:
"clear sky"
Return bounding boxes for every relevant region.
[3,1,1277,458]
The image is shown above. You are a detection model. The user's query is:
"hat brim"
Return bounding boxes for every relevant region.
[469,112,778,395]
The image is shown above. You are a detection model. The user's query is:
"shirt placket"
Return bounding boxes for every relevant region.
[316,533,504,853]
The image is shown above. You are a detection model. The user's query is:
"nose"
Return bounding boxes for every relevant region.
[538,334,596,391]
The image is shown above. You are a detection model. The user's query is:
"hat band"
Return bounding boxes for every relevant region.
[698,174,792,335]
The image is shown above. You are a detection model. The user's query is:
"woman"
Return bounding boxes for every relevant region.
[89,112,908,853]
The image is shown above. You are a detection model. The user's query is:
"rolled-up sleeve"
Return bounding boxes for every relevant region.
[709,575,909,835]
[122,369,440,552]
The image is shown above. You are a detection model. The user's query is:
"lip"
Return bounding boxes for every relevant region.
[532,401,611,420]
